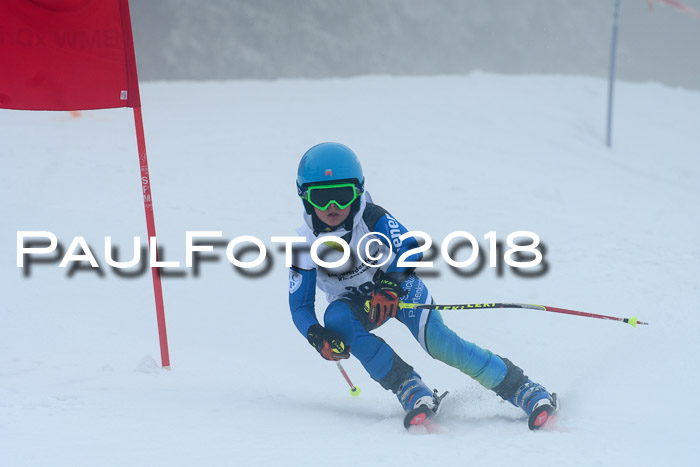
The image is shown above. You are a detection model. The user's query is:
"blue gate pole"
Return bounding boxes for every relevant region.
[607,0,622,148]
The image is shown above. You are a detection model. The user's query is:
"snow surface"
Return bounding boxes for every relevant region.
[2,73,699,466]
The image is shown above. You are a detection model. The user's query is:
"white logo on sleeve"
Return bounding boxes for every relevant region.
[386,215,403,248]
[289,270,303,293]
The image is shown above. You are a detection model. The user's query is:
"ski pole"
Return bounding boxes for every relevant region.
[400,302,648,327]
[336,361,361,397]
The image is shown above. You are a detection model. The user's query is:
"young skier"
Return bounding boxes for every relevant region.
[288,142,557,430]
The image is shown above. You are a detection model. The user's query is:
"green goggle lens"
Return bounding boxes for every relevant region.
[302,183,359,210]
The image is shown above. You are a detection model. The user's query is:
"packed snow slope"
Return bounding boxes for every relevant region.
[2,73,699,467]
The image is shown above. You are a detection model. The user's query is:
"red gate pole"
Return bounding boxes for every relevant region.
[119,0,171,369]
[133,106,171,369]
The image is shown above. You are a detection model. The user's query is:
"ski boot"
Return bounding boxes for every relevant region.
[508,379,558,430]
[397,371,449,430]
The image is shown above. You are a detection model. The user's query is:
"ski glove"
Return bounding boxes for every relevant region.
[368,270,405,326]
[306,324,351,361]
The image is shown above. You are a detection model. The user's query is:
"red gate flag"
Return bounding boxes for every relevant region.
[1,0,171,368]
[0,0,140,110]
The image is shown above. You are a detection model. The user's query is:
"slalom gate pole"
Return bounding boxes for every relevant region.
[606,0,622,148]
[133,107,171,368]
[336,361,361,397]
[400,302,648,327]
[120,0,171,369]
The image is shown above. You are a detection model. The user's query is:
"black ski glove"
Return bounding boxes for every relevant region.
[306,324,351,361]
[368,269,405,326]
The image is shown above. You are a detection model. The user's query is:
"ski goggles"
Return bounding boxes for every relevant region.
[301,183,360,211]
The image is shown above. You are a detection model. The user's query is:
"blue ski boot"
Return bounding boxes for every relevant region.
[397,371,434,412]
[508,379,558,430]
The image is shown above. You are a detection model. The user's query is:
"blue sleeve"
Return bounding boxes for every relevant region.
[289,266,319,337]
[374,214,422,276]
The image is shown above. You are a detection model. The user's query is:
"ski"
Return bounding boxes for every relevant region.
[402,390,558,432]
[528,393,558,430]
[403,390,449,431]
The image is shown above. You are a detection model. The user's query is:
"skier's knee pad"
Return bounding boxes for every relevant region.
[491,357,529,400]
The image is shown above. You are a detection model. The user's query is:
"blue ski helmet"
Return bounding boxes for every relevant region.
[296,142,365,195]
